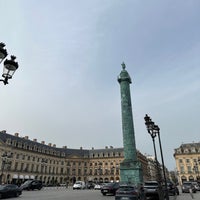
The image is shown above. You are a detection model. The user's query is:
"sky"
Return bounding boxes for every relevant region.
[0,0,200,171]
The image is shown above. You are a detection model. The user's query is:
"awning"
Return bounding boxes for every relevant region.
[25,175,29,179]
[19,175,24,179]
[13,174,18,179]
[30,175,35,179]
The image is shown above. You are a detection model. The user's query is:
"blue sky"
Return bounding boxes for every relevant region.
[0,0,200,170]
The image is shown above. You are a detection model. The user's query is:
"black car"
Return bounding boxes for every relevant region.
[86,182,95,189]
[115,184,140,200]
[101,182,120,196]
[0,184,22,198]
[182,181,196,193]
[143,181,160,199]
[166,181,179,196]
[20,180,43,190]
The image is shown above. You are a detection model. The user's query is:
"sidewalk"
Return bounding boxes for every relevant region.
[169,192,200,200]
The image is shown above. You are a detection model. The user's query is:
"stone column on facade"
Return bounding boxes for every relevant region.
[118,63,143,185]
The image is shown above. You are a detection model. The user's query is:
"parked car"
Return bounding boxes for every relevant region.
[115,184,140,200]
[86,182,95,189]
[182,181,196,193]
[73,181,86,190]
[101,182,120,196]
[192,181,200,191]
[94,183,102,190]
[166,181,179,196]
[20,180,43,190]
[143,181,160,199]
[0,184,22,198]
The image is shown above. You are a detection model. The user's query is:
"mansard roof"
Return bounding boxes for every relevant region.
[0,131,89,157]
[0,131,124,158]
[174,142,200,155]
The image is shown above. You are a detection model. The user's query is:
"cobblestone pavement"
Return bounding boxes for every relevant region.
[168,191,200,200]
[8,187,200,200]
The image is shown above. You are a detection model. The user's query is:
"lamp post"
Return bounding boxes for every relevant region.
[144,114,169,200]
[144,114,164,200]
[0,42,19,85]
[0,152,12,184]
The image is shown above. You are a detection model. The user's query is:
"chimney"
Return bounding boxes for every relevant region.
[63,146,67,149]
[110,146,113,149]
[33,139,37,142]
[41,141,45,144]
[14,133,19,137]
[105,146,108,149]
[80,147,83,150]
[48,143,52,147]
[53,144,56,147]
[24,136,29,140]
[92,147,94,150]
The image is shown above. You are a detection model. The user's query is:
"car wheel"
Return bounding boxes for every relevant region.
[0,193,2,199]
[102,193,106,196]
[15,192,20,197]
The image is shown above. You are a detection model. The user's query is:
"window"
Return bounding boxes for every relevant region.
[14,162,18,171]
[186,159,190,163]
[187,166,192,173]
[180,166,184,173]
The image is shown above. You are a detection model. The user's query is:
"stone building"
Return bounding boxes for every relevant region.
[174,142,200,185]
[0,131,152,185]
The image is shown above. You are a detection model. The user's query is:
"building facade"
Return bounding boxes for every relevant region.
[0,131,161,185]
[174,142,200,185]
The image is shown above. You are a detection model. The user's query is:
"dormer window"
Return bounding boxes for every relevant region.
[184,148,189,153]
[6,138,11,145]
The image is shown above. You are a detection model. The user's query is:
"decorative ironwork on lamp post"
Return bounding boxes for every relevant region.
[0,42,19,85]
[144,114,169,200]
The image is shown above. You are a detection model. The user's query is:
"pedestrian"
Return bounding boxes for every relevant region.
[66,182,68,189]
[189,188,194,199]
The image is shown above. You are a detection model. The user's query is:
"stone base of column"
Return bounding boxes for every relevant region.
[120,159,143,185]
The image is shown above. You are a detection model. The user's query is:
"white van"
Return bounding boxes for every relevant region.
[73,181,86,190]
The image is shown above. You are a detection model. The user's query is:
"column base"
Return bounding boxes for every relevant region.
[120,159,143,185]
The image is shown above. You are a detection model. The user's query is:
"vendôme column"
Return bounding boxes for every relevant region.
[117,62,143,184]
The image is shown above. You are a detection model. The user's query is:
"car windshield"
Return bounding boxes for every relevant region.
[105,183,115,186]
[144,182,158,186]
[22,180,32,185]
[75,182,82,184]
[118,186,135,191]
[183,182,192,186]
[0,185,6,189]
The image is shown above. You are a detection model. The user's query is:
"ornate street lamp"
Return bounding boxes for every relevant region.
[144,114,168,200]
[0,42,19,85]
